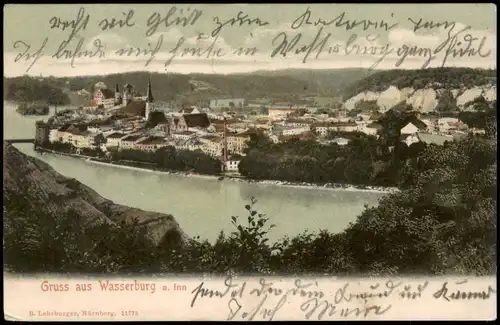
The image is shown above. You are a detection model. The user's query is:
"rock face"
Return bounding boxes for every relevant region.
[406,88,439,113]
[3,142,187,246]
[344,84,497,112]
[456,85,497,107]
[376,86,409,112]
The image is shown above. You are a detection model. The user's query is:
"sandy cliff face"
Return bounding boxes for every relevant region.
[406,88,439,113]
[3,142,187,246]
[456,84,497,108]
[344,84,497,112]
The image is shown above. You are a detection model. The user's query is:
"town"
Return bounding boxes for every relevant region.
[34,78,487,174]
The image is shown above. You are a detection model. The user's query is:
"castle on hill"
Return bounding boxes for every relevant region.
[91,79,156,120]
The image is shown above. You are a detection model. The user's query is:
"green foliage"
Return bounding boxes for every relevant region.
[3,190,159,274]
[464,95,491,111]
[16,102,50,115]
[377,108,422,145]
[436,89,458,112]
[459,100,497,129]
[342,67,496,99]
[346,134,497,275]
[5,76,70,105]
[145,111,167,128]
[354,99,380,112]
[111,147,222,175]
[239,125,412,187]
[41,141,74,153]
[348,100,381,118]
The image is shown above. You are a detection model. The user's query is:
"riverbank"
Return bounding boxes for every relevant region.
[35,147,398,194]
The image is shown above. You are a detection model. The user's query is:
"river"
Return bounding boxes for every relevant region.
[3,101,387,243]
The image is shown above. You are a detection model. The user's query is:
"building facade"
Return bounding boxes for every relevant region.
[170,113,211,133]
[209,98,246,109]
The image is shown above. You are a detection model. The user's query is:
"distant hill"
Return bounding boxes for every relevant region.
[246,68,376,96]
[4,69,373,106]
[4,68,496,109]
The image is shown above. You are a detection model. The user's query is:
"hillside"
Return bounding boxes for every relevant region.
[5,67,496,110]
[4,69,373,106]
[342,68,497,113]
[3,142,187,247]
[247,68,376,95]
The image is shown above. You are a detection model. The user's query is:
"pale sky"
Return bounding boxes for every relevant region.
[3,3,497,77]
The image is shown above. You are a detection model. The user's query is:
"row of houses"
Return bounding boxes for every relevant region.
[36,114,254,157]
[101,128,254,157]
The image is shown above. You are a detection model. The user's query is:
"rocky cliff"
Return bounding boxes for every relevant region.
[342,68,497,113]
[344,84,497,113]
[3,142,187,246]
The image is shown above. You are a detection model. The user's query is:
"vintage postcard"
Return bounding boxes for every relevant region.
[3,3,497,321]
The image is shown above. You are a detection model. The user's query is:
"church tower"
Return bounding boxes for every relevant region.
[123,84,133,106]
[114,84,122,106]
[145,78,155,120]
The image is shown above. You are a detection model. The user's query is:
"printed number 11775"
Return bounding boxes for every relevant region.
[121,310,139,317]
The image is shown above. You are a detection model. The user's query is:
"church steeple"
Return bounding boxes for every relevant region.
[146,77,154,103]
[145,77,155,121]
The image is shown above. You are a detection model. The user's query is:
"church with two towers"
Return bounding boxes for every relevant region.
[114,78,156,119]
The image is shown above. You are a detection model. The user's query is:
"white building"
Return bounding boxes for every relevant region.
[202,137,223,157]
[401,133,421,146]
[225,158,241,172]
[282,126,311,136]
[331,137,350,146]
[400,122,420,135]
[93,88,116,109]
[105,132,127,148]
[210,98,246,109]
[119,134,147,150]
[49,128,59,143]
[421,118,437,133]
[268,107,297,119]
[312,122,359,137]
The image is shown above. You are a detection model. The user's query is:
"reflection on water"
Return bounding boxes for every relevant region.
[4,101,387,243]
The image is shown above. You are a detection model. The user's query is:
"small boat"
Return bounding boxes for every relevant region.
[218,176,225,181]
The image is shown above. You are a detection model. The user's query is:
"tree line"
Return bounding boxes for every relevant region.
[109,147,222,175]
[5,76,71,105]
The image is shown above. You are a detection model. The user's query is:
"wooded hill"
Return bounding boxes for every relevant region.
[4,67,496,107]
[3,69,374,106]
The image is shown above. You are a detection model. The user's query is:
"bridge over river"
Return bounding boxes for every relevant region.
[5,139,35,144]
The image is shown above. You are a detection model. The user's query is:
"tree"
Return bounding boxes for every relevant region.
[354,99,380,112]
[145,111,167,128]
[436,89,457,112]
